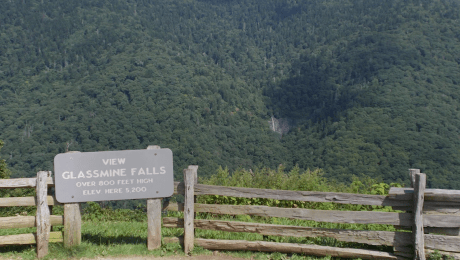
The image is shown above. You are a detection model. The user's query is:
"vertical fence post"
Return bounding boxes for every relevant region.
[183,167,195,254]
[36,171,51,258]
[63,151,81,247]
[413,172,426,260]
[409,169,420,188]
[64,203,81,247]
[147,145,162,250]
[188,165,198,185]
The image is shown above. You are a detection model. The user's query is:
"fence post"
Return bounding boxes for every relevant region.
[183,167,196,254]
[413,172,426,260]
[63,151,81,247]
[36,171,51,258]
[188,165,198,185]
[147,145,162,250]
[409,169,420,188]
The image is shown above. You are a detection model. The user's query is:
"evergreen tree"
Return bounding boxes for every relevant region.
[0,140,10,179]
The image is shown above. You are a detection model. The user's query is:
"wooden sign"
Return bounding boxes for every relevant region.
[54,149,173,203]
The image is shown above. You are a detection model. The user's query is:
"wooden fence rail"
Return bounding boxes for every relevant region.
[164,169,460,260]
[3,166,460,260]
[0,171,63,258]
[0,145,170,258]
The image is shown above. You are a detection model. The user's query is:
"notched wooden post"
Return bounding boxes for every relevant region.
[63,151,81,247]
[409,169,420,188]
[413,172,426,260]
[147,145,162,250]
[183,167,195,254]
[36,171,51,258]
[188,165,198,185]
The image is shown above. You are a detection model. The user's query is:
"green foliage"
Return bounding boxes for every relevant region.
[428,250,455,260]
[82,201,147,222]
[0,167,403,258]
[0,140,10,179]
[199,167,398,212]
[0,140,35,216]
[0,0,460,189]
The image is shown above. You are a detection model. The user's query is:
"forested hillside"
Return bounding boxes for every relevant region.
[1,0,460,188]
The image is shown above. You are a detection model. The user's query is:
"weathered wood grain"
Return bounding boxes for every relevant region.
[36,171,51,258]
[423,214,460,228]
[164,202,460,228]
[163,218,460,252]
[0,232,63,246]
[163,218,411,246]
[147,198,162,250]
[62,151,81,248]
[0,195,60,207]
[413,173,426,260]
[393,245,413,259]
[188,166,198,185]
[163,237,398,260]
[147,145,162,250]
[175,181,460,209]
[409,169,420,188]
[64,203,81,247]
[0,215,63,229]
[183,168,195,254]
[392,202,460,213]
[164,202,181,211]
[389,187,460,202]
[425,233,460,252]
[425,227,460,236]
[174,182,409,207]
[0,177,55,189]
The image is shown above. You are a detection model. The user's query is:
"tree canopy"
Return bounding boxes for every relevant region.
[0,140,10,179]
[0,0,460,188]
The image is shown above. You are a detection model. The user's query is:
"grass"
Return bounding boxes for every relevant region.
[0,218,339,260]
[0,202,402,259]
[0,221,182,260]
[0,168,436,259]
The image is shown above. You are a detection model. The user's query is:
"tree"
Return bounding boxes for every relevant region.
[0,140,11,179]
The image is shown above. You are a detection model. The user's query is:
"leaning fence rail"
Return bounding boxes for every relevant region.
[163,169,460,260]
[0,171,63,258]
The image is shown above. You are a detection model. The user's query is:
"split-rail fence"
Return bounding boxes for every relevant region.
[1,165,460,260]
[0,146,164,258]
[0,171,64,258]
[163,168,460,260]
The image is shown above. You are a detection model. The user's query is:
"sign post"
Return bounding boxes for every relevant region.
[54,146,174,249]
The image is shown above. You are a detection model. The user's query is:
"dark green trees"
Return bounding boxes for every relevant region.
[0,140,10,179]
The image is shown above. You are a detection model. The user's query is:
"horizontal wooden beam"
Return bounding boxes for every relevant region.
[175,182,460,210]
[0,232,63,246]
[425,233,460,252]
[163,237,398,260]
[0,215,64,229]
[163,217,409,246]
[391,203,460,214]
[0,177,55,189]
[425,227,460,236]
[0,196,60,207]
[389,187,460,202]
[164,218,460,252]
[165,203,460,228]
[174,182,409,207]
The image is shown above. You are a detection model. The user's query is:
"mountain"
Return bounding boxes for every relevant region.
[1,0,460,188]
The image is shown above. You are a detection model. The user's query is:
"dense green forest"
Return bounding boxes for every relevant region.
[1,0,460,188]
